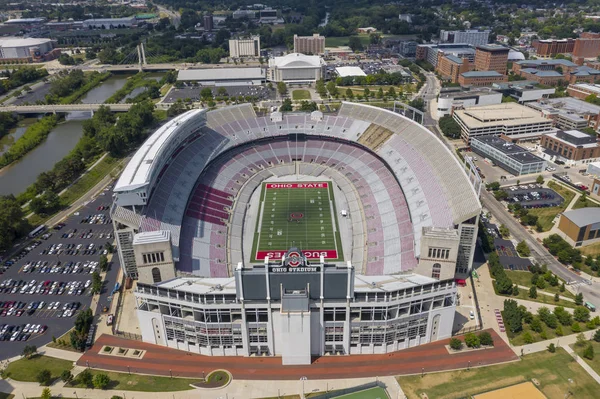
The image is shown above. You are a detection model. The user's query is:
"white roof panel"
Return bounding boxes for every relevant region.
[336,66,367,77]
[177,68,265,81]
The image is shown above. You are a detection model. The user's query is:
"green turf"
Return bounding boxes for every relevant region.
[292,89,311,100]
[3,355,73,383]
[251,181,343,261]
[334,387,389,399]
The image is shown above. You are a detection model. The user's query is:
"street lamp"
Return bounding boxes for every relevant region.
[170,368,173,378]
[421,367,424,378]
[74,391,78,399]
[300,376,308,397]
[127,365,130,375]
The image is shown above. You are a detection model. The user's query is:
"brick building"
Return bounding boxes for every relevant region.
[532,39,575,57]
[475,45,509,74]
[458,71,507,87]
[567,83,600,99]
[558,208,600,247]
[539,129,600,165]
[293,34,325,55]
[436,55,472,83]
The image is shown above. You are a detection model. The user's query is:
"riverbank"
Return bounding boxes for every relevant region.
[104,72,156,104]
[0,115,58,170]
[59,71,112,104]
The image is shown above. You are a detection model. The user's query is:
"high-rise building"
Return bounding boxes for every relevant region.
[293,34,325,55]
[532,39,575,58]
[439,29,490,47]
[228,36,260,58]
[475,45,509,74]
[203,14,213,31]
[573,34,600,63]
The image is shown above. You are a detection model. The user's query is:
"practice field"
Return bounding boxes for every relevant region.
[252,181,343,262]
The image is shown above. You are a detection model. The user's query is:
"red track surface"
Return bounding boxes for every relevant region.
[79,330,518,380]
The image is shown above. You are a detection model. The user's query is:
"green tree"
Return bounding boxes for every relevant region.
[449,337,463,350]
[37,369,52,386]
[280,98,293,112]
[555,325,564,336]
[593,329,600,342]
[22,344,37,359]
[547,343,556,353]
[499,224,510,238]
[554,293,560,302]
[61,370,73,383]
[494,190,509,201]
[530,317,543,333]
[348,36,364,52]
[77,369,93,386]
[346,88,354,99]
[523,331,534,344]
[91,271,102,295]
[512,285,519,296]
[574,306,591,322]
[572,322,582,332]
[560,283,566,292]
[576,293,584,306]
[93,373,111,389]
[326,81,338,97]
[99,254,109,272]
[277,82,288,96]
[41,387,52,399]
[529,286,537,299]
[478,331,494,346]
[464,333,480,348]
[438,115,461,139]
[517,240,531,257]
[584,343,595,360]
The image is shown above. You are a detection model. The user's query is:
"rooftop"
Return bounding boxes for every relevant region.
[177,68,265,81]
[477,44,510,52]
[472,136,546,164]
[445,55,464,64]
[516,59,577,67]
[542,130,598,148]
[335,66,366,77]
[269,53,325,68]
[439,88,501,99]
[454,103,552,128]
[570,83,600,94]
[461,71,504,78]
[562,207,600,227]
[545,97,600,114]
[133,230,171,246]
[0,37,53,48]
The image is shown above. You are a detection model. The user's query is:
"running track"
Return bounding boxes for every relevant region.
[78,330,518,380]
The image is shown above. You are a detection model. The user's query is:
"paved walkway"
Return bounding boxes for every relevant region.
[564,345,600,384]
[78,332,517,381]
[515,285,575,301]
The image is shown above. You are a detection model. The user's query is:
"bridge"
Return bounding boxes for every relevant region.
[0,103,170,114]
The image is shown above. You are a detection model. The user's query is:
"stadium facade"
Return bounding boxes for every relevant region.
[111,103,482,364]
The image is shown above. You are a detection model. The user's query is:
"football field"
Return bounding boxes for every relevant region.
[251,181,343,262]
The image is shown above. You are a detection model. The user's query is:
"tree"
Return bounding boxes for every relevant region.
[554,293,560,302]
[512,285,519,296]
[22,344,37,359]
[572,322,582,332]
[504,299,523,333]
[555,325,564,336]
[345,88,354,99]
[37,369,52,386]
[530,317,543,333]
[499,224,510,238]
[576,293,584,306]
[523,331,534,344]
[536,175,544,184]
[77,369,93,386]
[517,240,531,257]
[93,373,111,389]
[277,82,288,96]
[464,333,481,348]
[348,36,364,52]
[99,254,109,272]
[560,283,566,292]
[593,329,600,342]
[438,115,461,139]
[529,286,537,299]
[584,343,595,360]
[494,190,508,201]
[547,343,556,353]
[478,331,494,346]
[41,387,52,399]
[574,306,591,322]
[326,80,338,97]
[61,370,73,383]
[29,196,46,215]
[280,98,293,112]
[91,271,102,295]
[449,337,463,350]
[409,98,425,111]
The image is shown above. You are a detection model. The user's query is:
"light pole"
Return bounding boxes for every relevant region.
[127,365,130,374]
[74,391,78,399]
[421,367,424,378]
[300,376,307,398]
[170,368,173,378]
[468,361,470,371]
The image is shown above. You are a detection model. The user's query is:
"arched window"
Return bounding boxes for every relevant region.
[432,263,441,280]
[151,267,162,283]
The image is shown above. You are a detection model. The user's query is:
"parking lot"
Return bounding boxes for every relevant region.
[506,184,564,208]
[494,238,532,271]
[0,188,119,360]
[164,85,275,103]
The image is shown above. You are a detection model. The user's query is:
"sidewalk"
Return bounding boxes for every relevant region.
[0,374,403,399]
[515,285,575,302]
[564,345,600,384]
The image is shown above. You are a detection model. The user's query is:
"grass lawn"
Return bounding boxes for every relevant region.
[504,270,575,299]
[580,241,600,257]
[0,394,14,399]
[397,348,598,399]
[507,318,593,346]
[59,155,120,206]
[505,289,577,309]
[572,195,600,210]
[528,181,576,232]
[4,355,73,383]
[334,387,389,398]
[292,89,311,100]
[571,340,600,374]
[69,370,198,392]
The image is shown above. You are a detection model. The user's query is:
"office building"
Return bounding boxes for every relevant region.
[470,136,546,175]
[539,130,600,165]
[573,32,600,63]
[416,43,475,67]
[436,55,472,83]
[177,68,266,86]
[558,208,600,247]
[268,53,325,82]
[526,97,600,130]
[229,36,260,58]
[453,103,555,143]
[232,10,257,19]
[567,83,600,99]
[492,81,556,103]
[532,39,575,58]
[293,34,325,55]
[399,41,417,57]
[82,17,136,29]
[439,30,490,47]
[436,89,502,118]
[475,45,509,74]
[458,71,507,87]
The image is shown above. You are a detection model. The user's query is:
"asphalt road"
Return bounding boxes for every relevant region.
[0,189,120,360]
[481,189,600,303]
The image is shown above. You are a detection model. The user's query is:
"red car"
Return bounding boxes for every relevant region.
[15,310,23,317]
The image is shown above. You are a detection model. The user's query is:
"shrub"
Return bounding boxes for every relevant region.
[61,369,73,383]
[449,337,463,350]
[584,343,595,360]
[574,306,591,322]
[529,286,537,299]
[464,333,481,348]
[554,293,560,302]
[576,332,588,347]
[523,331,534,344]
[93,373,110,389]
[530,317,543,333]
[594,329,600,342]
[36,369,52,386]
[478,331,494,346]
[78,369,93,386]
[572,322,582,333]
[547,343,556,353]
[555,325,564,336]
[41,387,51,399]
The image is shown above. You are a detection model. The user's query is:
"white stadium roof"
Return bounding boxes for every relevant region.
[336,66,367,77]
[0,37,53,48]
[269,53,324,68]
[177,67,265,81]
[114,109,205,192]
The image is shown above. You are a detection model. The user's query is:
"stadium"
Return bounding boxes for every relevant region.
[111,102,482,364]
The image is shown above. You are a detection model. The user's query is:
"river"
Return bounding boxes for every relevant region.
[0,72,165,195]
